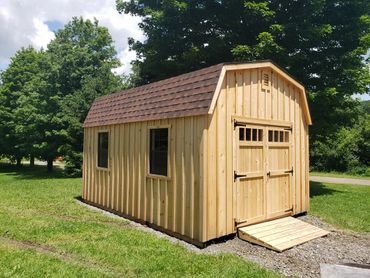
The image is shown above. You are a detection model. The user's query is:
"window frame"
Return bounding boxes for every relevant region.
[147,125,171,179]
[96,130,110,171]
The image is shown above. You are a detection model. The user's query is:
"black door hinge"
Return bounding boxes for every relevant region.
[234,171,247,181]
[234,121,246,130]
[284,167,294,175]
[284,126,293,132]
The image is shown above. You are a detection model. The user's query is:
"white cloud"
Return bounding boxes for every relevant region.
[29,18,55,49]
[113,47,138,75]
[0,0,144,74]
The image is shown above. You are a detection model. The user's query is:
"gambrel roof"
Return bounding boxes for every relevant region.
[83,61,312,127]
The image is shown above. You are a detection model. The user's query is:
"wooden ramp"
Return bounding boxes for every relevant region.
[238,217,329,252]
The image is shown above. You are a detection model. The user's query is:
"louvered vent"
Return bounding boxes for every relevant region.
[262,71,271,90]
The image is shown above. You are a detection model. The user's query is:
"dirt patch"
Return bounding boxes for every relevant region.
[201,215,370,277]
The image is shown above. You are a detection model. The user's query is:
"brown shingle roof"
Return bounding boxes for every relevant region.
[83,63,224,127]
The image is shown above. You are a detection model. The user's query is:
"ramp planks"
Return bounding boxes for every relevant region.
[238,217,329,252]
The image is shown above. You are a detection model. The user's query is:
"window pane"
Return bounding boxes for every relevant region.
[252,129,257,141]
[274,130,279,142]
[245,128,251,141]
[239,128,245,141]
[268,130,273,142]
[285,131,290,142]
[150,128,168,176]
[258,129,263,141]
[279,131,284,142]
[98,132,108,168]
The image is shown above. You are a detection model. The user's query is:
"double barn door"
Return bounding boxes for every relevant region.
[233,120,293,227]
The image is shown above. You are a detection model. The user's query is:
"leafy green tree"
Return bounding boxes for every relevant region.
[47,17,122,175]
[117,0,370,171]
[0,47,48,166]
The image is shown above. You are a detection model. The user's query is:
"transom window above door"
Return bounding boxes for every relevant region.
[268,130,290,143]
[239,128,263,142]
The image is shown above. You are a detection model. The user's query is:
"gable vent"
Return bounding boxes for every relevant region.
[262,71,271,90]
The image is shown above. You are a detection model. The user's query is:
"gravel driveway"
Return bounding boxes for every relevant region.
[310,176,370,186]
[201,215,370,277]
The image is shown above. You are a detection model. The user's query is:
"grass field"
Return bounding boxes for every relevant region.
[310,171,370,180]
[0,164,278,277]
[309,181,370,233]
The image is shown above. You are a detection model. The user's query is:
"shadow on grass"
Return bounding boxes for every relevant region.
[0,163,69,180]
[310,181,341,197]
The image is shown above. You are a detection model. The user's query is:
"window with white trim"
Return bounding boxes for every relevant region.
[149,128,168,176]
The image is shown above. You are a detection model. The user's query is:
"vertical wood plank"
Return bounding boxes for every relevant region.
[243,70,251,117]
[226,71,235,234]
[217,77,227,237]
[251,69,258,118]
[236,71,243,115]
[207,113,217,239]
[200,116,208,241]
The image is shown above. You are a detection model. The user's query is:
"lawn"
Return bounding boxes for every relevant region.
[309,181,370,233]
[310,171,370,180]
[0,164,278,278]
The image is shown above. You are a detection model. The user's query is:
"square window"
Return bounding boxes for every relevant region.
[149,128,168,176]
[97,132,109,168]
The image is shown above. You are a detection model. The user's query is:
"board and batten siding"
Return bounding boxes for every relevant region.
[82,116,208,243]
[82,64,310,245]
[202,68,309,242]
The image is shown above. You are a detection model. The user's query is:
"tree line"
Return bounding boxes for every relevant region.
[1,1,369,175]
[0,17,123,175]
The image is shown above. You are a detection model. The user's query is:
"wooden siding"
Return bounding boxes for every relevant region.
[202,68,309,241]
[83,116,207,242]
[83,65,310,244]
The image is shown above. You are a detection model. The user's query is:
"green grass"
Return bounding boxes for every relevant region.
[310,171,370,180]
[309,181,370,233]
[0,165,278,277]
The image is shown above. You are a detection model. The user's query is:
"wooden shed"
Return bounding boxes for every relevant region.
[82,60,312,247]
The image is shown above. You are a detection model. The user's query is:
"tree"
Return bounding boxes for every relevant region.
[117,0,370,170]
[47,17,122,175]
[0,47,48,166]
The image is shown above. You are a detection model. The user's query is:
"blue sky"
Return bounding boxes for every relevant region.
[45,20,64,32]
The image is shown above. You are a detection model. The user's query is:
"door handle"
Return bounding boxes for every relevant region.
[234,171,247,181]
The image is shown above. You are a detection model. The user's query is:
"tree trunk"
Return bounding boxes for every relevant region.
[30,156,35,167]
[16,158,22,168]
[47,158,53,172]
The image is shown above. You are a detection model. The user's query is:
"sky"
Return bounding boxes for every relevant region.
[0,0,144,75]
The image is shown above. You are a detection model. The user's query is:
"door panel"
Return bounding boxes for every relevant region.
[266,128,292,218]
[234,121,293,228]
[235,126,265,225]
